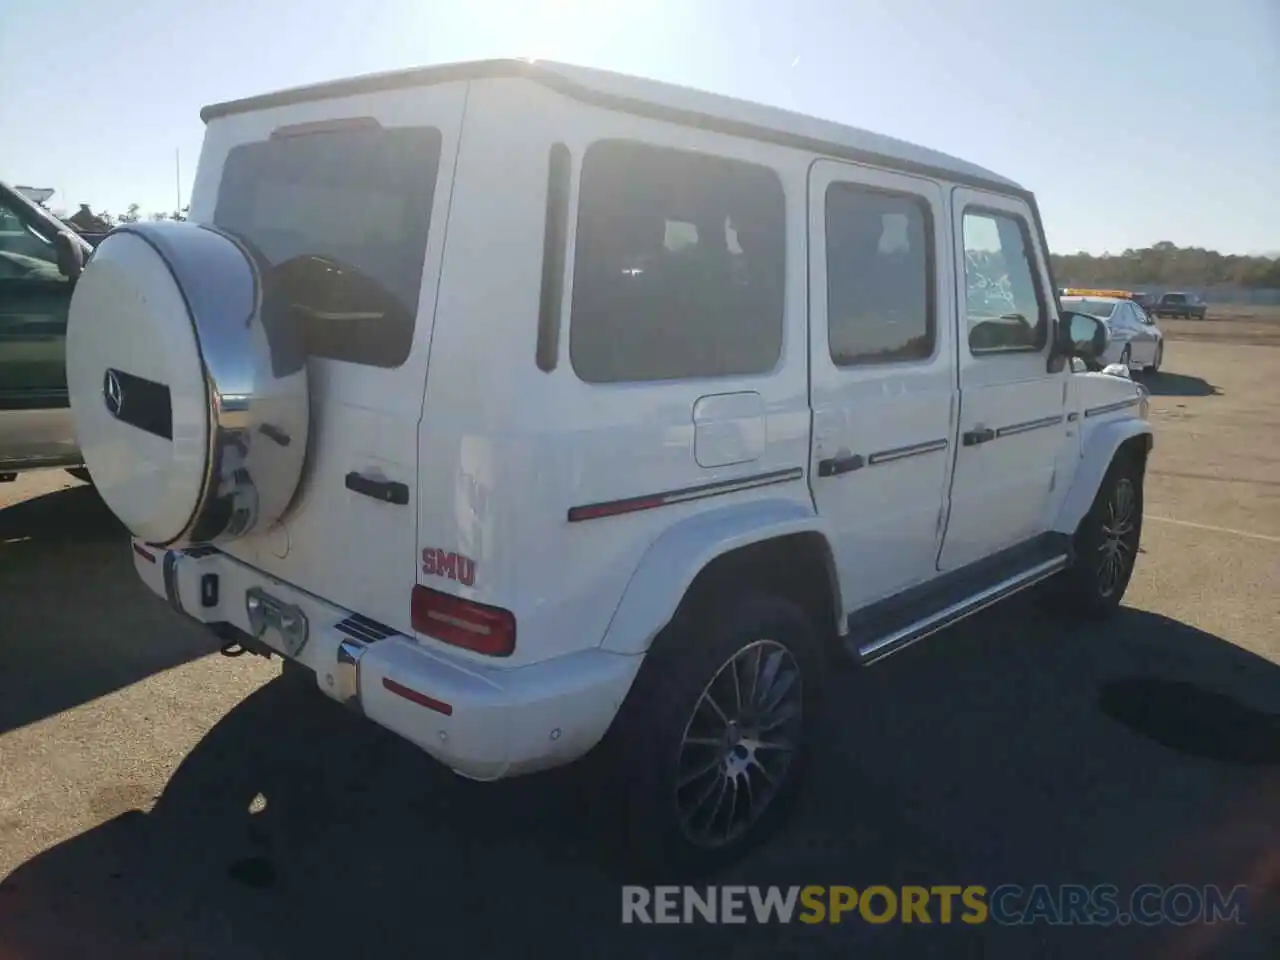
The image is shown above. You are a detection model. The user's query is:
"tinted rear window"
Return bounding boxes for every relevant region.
[213,123,442,368]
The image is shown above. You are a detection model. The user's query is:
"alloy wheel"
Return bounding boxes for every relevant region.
[1097,477,1138,597]
[674,640,803,849]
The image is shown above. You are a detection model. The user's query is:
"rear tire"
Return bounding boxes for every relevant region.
[601,592,824,880]
[1055,453,1144,620]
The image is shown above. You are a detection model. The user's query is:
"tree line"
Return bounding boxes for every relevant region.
[86,203,188,224]
[1050,241,1280,291]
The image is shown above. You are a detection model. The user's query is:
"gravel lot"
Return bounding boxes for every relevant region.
[1,317,1277,959]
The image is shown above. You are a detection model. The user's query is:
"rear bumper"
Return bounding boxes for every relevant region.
[132,540,642,780]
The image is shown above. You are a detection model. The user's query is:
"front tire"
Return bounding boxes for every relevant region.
[603,592,824,879]
[1057,453,1144,619]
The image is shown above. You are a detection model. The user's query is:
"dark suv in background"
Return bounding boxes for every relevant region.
[0,179,92,480]
[1154,291,1208,320]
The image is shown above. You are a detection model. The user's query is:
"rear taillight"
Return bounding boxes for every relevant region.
[411,585,515,657]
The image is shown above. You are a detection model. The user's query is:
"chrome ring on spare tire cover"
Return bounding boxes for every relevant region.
[66,220,309,548]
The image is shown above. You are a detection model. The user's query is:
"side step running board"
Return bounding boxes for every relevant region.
[844,533,1073,667]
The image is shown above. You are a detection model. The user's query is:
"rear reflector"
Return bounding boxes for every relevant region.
[411,586,515,657]
[382,677,453,716]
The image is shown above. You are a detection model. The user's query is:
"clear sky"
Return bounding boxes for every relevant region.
[2,0,1277,255]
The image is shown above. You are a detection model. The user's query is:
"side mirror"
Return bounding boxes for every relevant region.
[54,230,84,281]
[1058,310,1108,361]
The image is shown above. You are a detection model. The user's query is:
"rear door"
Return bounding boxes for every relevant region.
[1119,301,1156,364]
[807,161,955,611]
[198,85,466,634]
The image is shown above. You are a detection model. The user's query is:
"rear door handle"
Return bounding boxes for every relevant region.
[345,471,409,505]
[963,428,995,446]
[817,452,865,477]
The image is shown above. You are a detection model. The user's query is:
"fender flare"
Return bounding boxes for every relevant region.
[1054,418,1153,536]
[598,497,840,656]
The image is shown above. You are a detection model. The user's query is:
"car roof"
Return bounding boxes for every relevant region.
[200,57,1023,194]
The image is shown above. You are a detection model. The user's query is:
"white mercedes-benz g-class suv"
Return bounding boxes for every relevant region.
[65,58,1151,876]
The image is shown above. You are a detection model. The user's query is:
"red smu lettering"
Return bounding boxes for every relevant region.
[421,548,476,586]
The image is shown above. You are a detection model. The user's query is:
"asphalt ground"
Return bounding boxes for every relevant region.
[1,314,1277,958]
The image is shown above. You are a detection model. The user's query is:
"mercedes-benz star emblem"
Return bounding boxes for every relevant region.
[103,369,124,417]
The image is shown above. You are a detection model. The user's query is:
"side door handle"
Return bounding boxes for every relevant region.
[817,452,865,477]
[345,471,409,505]
[962,427,996,447]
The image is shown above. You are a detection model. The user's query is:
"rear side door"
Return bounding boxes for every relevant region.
[1120,301,1156,364]
[939,190,1067,571]
[807,161,955,611]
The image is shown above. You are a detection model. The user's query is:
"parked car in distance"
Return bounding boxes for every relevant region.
[0,179,92,482]
[1060,294,1164,373]
[1153,291,1207,320]
[64,58,1153,877]
[1129,291,1159,318]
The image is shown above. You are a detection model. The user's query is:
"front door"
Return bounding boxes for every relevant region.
[808,160,955,612]
[939,189,1067,571]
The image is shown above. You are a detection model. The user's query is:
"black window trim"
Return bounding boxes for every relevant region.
[536,142,572,372]
[961,204,1050,358]
[823,179,938,369]
[567,136,788,386]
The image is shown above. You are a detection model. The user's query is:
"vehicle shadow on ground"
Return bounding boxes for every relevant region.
[2,600,1277,959]
[1139,370,1221,397]
[0,483,218,734]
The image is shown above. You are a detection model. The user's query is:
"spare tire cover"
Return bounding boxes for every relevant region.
[66,221,309,547]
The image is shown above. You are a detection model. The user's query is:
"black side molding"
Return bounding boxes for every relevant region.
[345,472,409,505]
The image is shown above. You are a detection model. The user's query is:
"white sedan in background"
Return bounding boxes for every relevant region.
[1060,295,1165,373]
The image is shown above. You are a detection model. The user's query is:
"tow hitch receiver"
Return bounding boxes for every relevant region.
[210,622,274,660]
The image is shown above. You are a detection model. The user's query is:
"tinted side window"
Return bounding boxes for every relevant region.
[569,140,785,383]
[0,198,64,282]
[214,124,443,368]
[825,184,933,366]
[962,210,1047,355]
